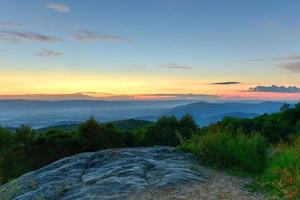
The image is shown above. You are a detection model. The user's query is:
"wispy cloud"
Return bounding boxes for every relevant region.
[36,48,62,57]
[0,92,219,101]
[248,85,300,93]
[245,54,300,63]
[211,81,241,85]
[282,61,300,72]
[137,93,219,100]
[160,63,192,70]
[278,55,300,72]
[0,21,23,28]
[261,21,279,30]
[0,93,93,100]
[286,56,300,60]
[72,30,130,43]
[128,65,147,71]
[47,2,70,13]
[0,31,62,43]
[245,55,300,73]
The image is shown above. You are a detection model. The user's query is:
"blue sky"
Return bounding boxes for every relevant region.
[0,0,300,100]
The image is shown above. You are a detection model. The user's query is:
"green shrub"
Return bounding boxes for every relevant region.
[181,131,267,174]
[261,138,300,199]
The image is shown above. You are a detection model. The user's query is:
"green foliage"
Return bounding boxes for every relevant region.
[133,115,197,147]
[261,138,300,199]
[110,119,153,131]
[178,114,198,139]
[205,103,300,143]
[181,131,267,174]
[0,128,14,152]
[15,124,35,144]
[78,118,124,151]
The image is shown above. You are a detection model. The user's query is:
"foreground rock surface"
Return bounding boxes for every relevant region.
[0,146,264,200]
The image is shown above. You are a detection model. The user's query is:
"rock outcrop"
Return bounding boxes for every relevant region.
[0,147,206,200]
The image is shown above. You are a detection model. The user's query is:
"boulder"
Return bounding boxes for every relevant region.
[0,146,206,200]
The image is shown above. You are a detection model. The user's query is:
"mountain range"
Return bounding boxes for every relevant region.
[0,100,284,128]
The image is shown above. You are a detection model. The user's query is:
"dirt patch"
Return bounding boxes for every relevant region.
[130,166,265,200]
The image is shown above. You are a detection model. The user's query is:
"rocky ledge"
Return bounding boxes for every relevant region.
[0,146,206,200]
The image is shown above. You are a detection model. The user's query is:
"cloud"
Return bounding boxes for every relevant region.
[211,81,241,85]
[0,93,219,101]
[133,93,219,100]
[261,21,279,29]
[47,2,70,13]
[84,92,219,100]
[36,48,62,57]
[0,31,62,43]
[286,56,300,60]
[281,62,300,72]
[271,55,300,61]
[128,65,147,71]
[160,63,192,70]
[0,93,93,100]
[245,55,300,63]
[72,31,130,43]
[248,85,300,93]
[0,21,23,28]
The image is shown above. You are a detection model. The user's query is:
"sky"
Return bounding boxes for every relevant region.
[0,0,300,101]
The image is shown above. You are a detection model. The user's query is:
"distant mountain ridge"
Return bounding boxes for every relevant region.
[136,101,283,126]
[0,100,285,128]
[165,102,282,117]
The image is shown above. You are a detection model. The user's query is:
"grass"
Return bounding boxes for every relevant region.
[181,131,300,199]
[261,138,300,199]
[180,131,268,174]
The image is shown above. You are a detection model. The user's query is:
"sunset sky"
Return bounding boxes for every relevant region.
[0,0,300,100]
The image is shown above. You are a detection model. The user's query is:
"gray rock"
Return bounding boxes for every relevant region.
[0,146,206,200]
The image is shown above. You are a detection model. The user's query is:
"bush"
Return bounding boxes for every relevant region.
[181,131,268,174]
[261,138,300,199]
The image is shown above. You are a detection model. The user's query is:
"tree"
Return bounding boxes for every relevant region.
[16,124,35,144]
[280,103,290,112]
[0,128,14,151]
[179,114,198,139]
[78,117,102,150]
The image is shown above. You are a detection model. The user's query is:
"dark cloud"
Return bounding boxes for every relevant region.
[0,31,62,43]
[160,63,192,70]
[36,48,62,57]
[282,62,300,72]
[47,2,70,13]
[211,82,241,85]
[72,31,130,43]
[248,85,300,93]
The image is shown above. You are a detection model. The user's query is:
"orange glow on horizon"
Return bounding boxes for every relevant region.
[0,71,299,101]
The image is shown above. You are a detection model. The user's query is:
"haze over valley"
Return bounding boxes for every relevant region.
[0,99,285,128]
